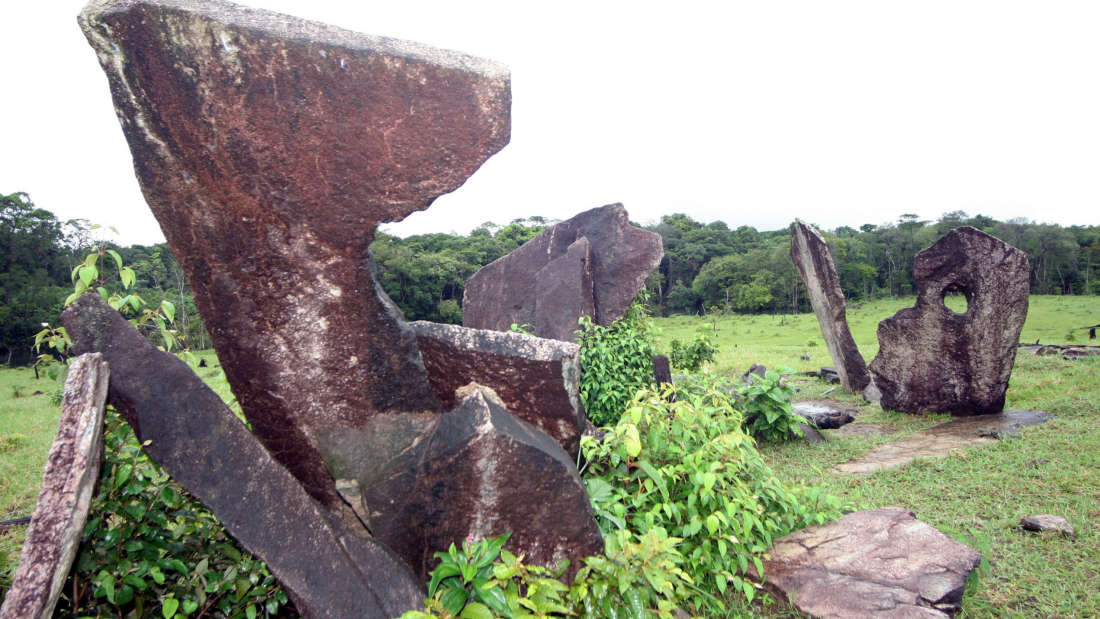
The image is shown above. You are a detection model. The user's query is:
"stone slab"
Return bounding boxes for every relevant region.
[790,220,871,392]
[0,354,108,619]
[463,203,663,342]
[411,321,585,456]
[757,507,981,618]
[833,410,1052,474]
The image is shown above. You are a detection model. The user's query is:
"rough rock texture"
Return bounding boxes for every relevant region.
[411,321,585,456]
[463,203,663,342]
[0,354,108,619]
[61,295,425,619]
[757,507,981,618]
[1020,515,1075,538]
[369,384,604,580]
[833,410,1052,474]
[79,0,510,509]
[790,220,871,392]
[869,227,1030,415]
[793,401,855,429]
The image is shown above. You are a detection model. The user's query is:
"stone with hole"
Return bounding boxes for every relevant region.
[869,227,1029,415]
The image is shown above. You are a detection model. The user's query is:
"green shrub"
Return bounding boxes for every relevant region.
[577,300,656,426]
[668,331,718,372]
[580,380,843,613]
[736,369,805,442]
[59,409,290,618]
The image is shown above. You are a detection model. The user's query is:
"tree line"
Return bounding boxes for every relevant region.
[3,190,1096,363]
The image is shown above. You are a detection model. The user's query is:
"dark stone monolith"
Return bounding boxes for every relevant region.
[370,384,604,580]
[869,227,1030,415]
[79,0,509,510]
[1,354,108,619]
[790,220,871,392]
[463,203,663,342]
[411,322,585,456]
[756,507,981,618]
[61,295,425,619]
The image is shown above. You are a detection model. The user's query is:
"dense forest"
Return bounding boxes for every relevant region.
[3,190,1097,364]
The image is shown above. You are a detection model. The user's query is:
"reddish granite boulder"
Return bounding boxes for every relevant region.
[463,203,663,342]
[79,0,509,510]
[790,220,871,393]
[869,227,1029,415]
[61,295,425,619]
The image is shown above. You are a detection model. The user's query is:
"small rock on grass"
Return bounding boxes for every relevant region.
[1020,515,1075,538]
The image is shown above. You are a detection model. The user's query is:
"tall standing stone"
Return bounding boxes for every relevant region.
[79,0,510,510]
[869,227,1030,415]
[0,354,108,619]
[789,220,871,393]
[463,203,663,342]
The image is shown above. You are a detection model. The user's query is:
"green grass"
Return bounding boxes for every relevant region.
[655,295,1100,617]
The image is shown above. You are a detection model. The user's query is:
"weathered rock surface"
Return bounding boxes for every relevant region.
[742,363,767,384]
[0,354,108,619]
[757,507,981,618]
[463,203,663,342]
[61,295,425,619]
[1020,514,1075,538]
[790,221,871,392]
[793,401,856,429]
[869,227,1030,415]
[79,0,510,509]
[833,409,1052,474]
[411,321,585,456]
[369,384,604,580]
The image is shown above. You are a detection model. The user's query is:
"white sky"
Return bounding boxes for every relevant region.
[2,1,1098,247]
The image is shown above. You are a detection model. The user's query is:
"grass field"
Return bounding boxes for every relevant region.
[654,295,1100,617]
[1,296,1097,615]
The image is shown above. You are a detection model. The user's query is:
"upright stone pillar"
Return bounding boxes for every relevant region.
[789,220,871,392]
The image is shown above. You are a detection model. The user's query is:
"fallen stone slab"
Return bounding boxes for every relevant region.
[793,401,856,429]
[463,203,663,342]
[790,221,871,392]
[80,0,509,511]
[756,507,981,618]
[62,294,424,619]
[833,410,1052,474]
[870,227,1030,415]
[369,384,603,580]
[1020,514,1075,538]
[411,321,585,456]
[1,354,108,619]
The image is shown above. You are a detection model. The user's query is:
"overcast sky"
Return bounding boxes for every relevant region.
[2,1,1098,246]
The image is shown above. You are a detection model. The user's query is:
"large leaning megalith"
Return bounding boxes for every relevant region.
[79,0,507,511]
[869,227,1030,415]
[789,220,871,393]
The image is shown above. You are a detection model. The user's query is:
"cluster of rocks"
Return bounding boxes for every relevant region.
[1,1,672,618]
[791,221,1030,416]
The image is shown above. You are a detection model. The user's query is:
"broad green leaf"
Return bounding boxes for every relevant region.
[107,249,123,269]
[120,266,137,289]
[79,265,96,286]
[458,602,493,619]
[161,597,179,618]
[161,300,176,323]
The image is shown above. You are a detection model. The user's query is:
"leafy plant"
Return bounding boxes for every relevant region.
[668,331,718,372]
[580,379,843,613]
[577,300,656,426]
[736,368,805,442]
[60,409,290,617]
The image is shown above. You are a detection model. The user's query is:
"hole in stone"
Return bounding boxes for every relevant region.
[942,284,970,315]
